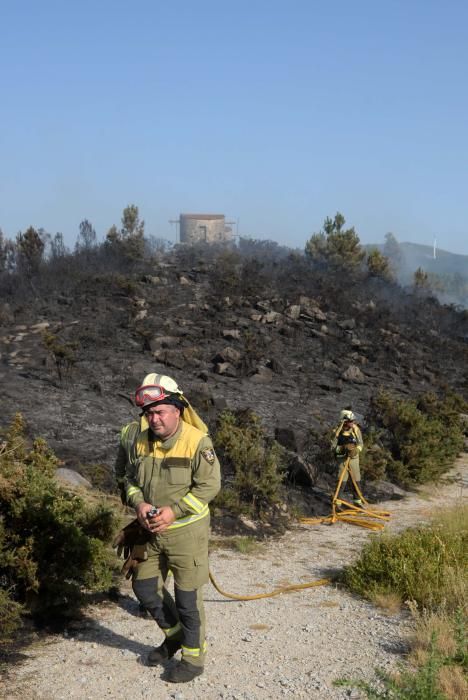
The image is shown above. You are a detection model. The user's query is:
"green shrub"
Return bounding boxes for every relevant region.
[42,331,76,381]
[213,409,287,518]
[359,429,388,481]
[0,588,24,645]
[0,414,117,636]
[342,505,468,613]
[305,212,365,271]
[366,391,466,486]
[367,249,395,282]
[340,508,468,698]
[111,273,138,295]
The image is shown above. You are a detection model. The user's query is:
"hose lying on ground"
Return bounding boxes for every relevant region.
[208,569,332,601]
[207,463,393,599]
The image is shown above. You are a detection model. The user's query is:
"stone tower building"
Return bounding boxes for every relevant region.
[179,214,232,243]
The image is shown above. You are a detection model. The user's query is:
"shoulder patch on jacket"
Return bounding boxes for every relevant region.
[201,448,216,465]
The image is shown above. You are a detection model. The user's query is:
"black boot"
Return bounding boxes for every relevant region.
[166,659,204,683]
[147,638,181,666]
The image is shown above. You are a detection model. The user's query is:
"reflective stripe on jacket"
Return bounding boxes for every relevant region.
[123,420,221,530]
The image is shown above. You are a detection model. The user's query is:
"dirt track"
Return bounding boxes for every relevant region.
[2,455,467,700]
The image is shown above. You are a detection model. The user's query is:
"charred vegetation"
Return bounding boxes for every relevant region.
[0,225,467,509]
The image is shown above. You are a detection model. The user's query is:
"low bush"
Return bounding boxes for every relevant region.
[364,390,466,486]
[342,505,467,612]
[302,426,335,483]
[213,409,287,518]
[0,588,23,644]
[340,506,467,698]
[42,331,76,382]
[359,431,388,481]
[0,414,118,642]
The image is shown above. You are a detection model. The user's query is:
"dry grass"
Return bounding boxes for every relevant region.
[371,591,402,615]
[404,608,467,699]
[437,665,468,700]
[410,612,459,662]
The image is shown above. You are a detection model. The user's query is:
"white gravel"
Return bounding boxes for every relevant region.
[2,456,467,700]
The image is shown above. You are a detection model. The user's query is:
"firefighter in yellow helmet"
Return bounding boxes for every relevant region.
[117,373,221,683]
[331,409,364,505]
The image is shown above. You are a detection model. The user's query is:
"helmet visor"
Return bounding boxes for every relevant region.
[135,384,172,408]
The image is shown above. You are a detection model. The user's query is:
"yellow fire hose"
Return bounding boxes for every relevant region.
[206,460,391,601]
[208,569,332,601]
[300,457,391,531]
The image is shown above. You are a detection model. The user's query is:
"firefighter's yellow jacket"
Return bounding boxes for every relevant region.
[116,420,221,530]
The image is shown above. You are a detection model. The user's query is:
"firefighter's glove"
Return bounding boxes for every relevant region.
[121,544,149,579]
[112,519,151,579]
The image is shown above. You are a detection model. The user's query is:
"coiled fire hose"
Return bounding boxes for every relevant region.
[300,457,391,532]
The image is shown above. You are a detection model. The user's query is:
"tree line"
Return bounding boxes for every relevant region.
[0,204,171,278]
[1,207,465,306]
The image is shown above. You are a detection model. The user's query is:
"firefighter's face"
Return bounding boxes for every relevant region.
[145,404,180,440]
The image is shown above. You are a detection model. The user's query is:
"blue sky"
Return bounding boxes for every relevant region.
[1,0,468,255]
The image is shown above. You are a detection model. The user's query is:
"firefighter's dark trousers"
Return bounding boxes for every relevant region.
[132,515,209,668]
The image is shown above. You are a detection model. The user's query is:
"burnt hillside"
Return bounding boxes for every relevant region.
[0,242,467,474]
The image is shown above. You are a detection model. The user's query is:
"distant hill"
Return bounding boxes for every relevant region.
[367,241,468,276]
[398,242,468,277]
[366,241,468,306]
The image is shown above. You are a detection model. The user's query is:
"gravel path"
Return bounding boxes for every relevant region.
[2,456,467,700]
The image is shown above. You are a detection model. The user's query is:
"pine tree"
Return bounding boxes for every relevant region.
[305,213,365,270]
